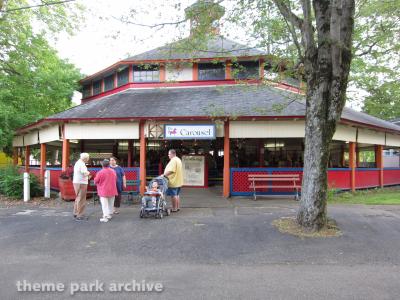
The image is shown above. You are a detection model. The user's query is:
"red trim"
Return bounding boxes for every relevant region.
[81,80,301,102]
[79,56,269,84]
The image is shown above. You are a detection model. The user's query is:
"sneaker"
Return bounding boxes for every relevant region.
[75,217,85,221]
[105,215,112,219]
[100,217,109,223]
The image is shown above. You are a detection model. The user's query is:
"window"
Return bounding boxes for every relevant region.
[93,80,101,95]
[117,67,129,86]
[198,63,225,80]
[232,61,260,80]
[133,65,160,82]
[104,74,114,91]
[82,84,91,98]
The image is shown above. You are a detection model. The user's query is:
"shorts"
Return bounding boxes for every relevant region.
[166,187,181,196]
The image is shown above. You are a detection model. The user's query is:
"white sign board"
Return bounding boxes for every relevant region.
[182,155,205,187]
[164,124,216,140]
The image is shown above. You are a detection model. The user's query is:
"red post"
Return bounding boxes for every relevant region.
[192,62,198,80]
[13,148,18,166]
[61,125,70,172]
[128,64,133,82]
[349,142,356,192]
[139,120,146,194]
[225,60,232,80]
[259,58,265,80]
[101,78,105,93]
[114,72,118,88]
[159,64,166,82]
[375,145,384,188]
[128,140,133,167]
[223,120,230,198]
[40,143,46,184]
[25,145,30,172]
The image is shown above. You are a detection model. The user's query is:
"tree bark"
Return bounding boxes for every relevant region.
[273,0,355,231]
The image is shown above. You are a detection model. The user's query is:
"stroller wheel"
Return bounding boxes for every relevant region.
[140,209,144,218]
[158,211,163,219]
[166,208,171,216]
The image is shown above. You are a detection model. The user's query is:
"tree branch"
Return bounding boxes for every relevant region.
[0,0,76,13]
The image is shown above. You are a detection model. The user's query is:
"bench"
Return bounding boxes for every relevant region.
[248,174,300,201]
[121,180,141,204]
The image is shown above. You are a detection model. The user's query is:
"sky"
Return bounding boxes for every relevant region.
[53,0,364,109]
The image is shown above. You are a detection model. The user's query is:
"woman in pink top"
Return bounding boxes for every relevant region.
[94,159,118,223]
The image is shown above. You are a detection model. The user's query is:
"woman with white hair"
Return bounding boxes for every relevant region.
[73,152,91,221]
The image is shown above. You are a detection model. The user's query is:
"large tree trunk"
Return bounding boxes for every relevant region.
[294,0,355,231]
[297,87,337,230]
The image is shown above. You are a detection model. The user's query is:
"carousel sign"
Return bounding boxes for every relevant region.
[164,124,216,140]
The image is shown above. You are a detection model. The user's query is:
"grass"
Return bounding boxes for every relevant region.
[328,187,400,205]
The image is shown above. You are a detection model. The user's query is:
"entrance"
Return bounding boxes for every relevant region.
[146,139,224,187]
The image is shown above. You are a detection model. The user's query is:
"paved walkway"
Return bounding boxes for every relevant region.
[1,191,400,299]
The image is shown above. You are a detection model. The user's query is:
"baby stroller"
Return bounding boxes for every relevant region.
[139,175,171,219]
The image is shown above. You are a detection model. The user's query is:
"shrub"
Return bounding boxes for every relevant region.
[0,166,42,199]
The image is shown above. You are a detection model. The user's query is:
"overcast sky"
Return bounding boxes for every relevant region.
[53,0,363,109]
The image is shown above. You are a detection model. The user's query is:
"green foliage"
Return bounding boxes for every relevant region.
[0,166,42,198]
[0,0,83,154]
[230,0,400,113]
[362,81,400,120]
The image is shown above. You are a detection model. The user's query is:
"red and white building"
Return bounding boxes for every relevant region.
[12,1,400,198]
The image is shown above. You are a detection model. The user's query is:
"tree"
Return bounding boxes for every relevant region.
[0,0,83,153]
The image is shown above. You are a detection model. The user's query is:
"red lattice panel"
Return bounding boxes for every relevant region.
[124,168,139,191]
[328,170,351,189]
[383,169,400,186]
[232,170,268,193]
[355,170,379,188]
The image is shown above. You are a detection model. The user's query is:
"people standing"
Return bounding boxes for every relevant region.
[163,149,183,212]
[94,159,118,223]
[110,156,126,214]
[73,153,91,221]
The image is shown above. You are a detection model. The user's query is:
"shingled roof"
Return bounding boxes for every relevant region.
[46,85,400,133]
[123,35,265,61]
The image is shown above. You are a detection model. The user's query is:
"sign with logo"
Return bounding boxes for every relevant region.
[164,124,216,140]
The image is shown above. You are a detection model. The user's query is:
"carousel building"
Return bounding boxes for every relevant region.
[12,1,400,198]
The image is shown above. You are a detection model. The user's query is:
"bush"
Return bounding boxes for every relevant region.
[0,166,42,199]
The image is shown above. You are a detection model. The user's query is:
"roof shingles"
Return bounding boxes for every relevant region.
[47,85,400,133]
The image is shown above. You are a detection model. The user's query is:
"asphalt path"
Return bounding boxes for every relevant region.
[0,202,399,300]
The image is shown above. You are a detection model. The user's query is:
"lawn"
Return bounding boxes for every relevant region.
[329,187,400,205]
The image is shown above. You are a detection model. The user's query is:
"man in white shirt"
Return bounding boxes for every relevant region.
[73,153,91,221]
